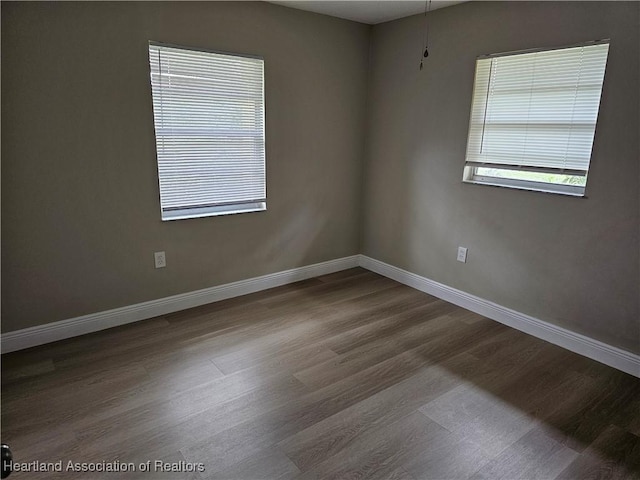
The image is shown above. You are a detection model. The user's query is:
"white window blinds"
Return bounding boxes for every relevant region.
[149,43,266,220]
[464,41,609,188]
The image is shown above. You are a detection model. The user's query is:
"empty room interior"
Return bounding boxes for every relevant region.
[2,0,639,479]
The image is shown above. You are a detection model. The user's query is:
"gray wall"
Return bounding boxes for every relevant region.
[3,1,638,355]
[363,1,639,353]
[1,1,370,332]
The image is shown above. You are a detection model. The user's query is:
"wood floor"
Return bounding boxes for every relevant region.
[2,268,639,479]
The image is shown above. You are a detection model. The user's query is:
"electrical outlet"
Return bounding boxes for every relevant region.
[457,247,468,263]
[154,251,166,268]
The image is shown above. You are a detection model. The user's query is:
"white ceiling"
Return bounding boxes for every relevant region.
[267,1,467,25]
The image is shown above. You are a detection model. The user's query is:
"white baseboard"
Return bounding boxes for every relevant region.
[1,255,360,353]
[4,253,638,378]
[359,255,640,378]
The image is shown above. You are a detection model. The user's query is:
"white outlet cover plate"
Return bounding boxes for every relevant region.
[457,247,468,263]
[154,251,166,268]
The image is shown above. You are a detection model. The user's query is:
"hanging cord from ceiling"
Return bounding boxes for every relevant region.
[419,0,432,70]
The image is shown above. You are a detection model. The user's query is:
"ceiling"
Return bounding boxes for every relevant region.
[267,1,467,25]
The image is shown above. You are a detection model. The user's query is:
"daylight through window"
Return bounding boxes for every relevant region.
[463,41,609,196]
[149,43,266,220]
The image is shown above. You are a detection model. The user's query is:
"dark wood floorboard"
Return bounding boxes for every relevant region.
[2,268,639,479]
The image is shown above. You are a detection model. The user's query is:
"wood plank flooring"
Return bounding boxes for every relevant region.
[1,268,639,479]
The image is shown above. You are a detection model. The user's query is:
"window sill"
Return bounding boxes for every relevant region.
[463,177,586,197]
[161,202,267,221]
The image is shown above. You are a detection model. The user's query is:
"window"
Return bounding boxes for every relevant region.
[463,41,609,196]
[148,43,266,220]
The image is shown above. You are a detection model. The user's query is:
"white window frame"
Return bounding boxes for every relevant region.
[148,42,266,221]
[462,40,610,197]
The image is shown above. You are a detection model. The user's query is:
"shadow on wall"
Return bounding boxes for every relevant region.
[262,206,330,272]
